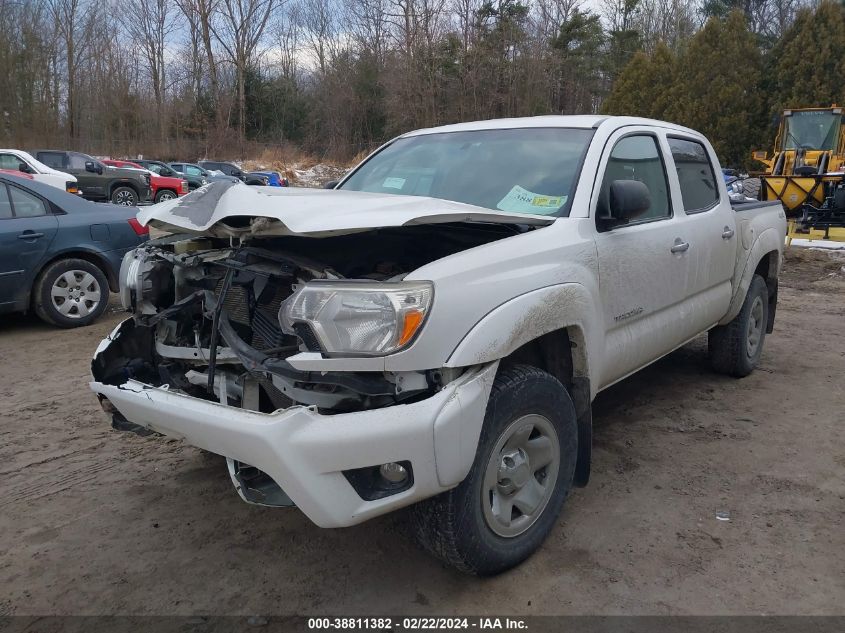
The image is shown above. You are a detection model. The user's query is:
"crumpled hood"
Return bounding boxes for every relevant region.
[137,180,555,237]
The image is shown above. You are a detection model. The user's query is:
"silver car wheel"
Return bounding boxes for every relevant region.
[747,295,764,357]
[51,270,102,319]
[482,413,560,538]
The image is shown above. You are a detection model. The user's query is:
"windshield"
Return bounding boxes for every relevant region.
[783,111,842,151]
[339,128,594,216]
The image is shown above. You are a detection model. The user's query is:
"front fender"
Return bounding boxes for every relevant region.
[445,283,600,397]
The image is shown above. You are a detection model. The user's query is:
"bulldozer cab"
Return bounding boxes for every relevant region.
[779,108,843,153]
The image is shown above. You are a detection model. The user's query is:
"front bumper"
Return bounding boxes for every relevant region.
[90,323,496,527]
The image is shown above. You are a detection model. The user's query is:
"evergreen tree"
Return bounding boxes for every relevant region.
[766,1,845,112]
[600,42,676,120]
[669,11,764,167]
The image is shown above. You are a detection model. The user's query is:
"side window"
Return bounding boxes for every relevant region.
[0,154,21,170]
[599,135,670,222]
[186,165,202,176]
[38,152,66,170]
[9,184,48,218]
[68,153,88,170]
[668,138,719,213]
[0,184,12,219]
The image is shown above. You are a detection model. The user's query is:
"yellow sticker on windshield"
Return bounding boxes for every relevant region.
[497,185,566,214]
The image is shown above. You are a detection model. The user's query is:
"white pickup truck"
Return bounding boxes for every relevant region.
[91,116,786,575]
[0,149,78,192]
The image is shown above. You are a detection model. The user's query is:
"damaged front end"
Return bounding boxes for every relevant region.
[93,233,450,415]
[89,225,503,524]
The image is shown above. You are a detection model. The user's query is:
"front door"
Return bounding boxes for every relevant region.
[592,131,694,388]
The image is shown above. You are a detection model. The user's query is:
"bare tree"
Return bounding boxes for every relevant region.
[118,0,176,140]
[47,0,97,139]
[212,0,279,141]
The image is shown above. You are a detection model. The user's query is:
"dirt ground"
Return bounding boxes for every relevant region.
[1,248,844,617]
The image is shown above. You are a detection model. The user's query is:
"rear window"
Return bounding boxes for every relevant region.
[668,138,719,213]
[0,184,11,219]
[9,183,48,217]
[38,152,66,170]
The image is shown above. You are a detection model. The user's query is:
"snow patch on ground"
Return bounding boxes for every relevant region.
[789,238,845,250]
[290,164,347,188]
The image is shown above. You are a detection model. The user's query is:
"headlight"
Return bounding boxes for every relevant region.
[119,250,142,310]
[279,281,433,356]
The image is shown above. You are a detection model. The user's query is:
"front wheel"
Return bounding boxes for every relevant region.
[111,186,138,206]
[410,365,578,575]
[709,274,769,377]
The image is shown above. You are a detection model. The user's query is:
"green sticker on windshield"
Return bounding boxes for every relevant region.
[496,185,566,215]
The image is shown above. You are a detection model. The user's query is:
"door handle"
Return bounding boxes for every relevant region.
[722,227,735,239]
[18,231,44,240]
[670,238,690,254]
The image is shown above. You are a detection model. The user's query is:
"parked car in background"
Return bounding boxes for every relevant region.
[169,162,238,190]
[0,172,148,327]
[198,160,269,185]
[0,149,78,193]
[102,159,189,203]
[251,171,289,187]
[35,151,151,206]
[133,160,182,180]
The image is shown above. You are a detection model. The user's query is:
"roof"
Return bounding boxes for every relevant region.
[401,114,703,138]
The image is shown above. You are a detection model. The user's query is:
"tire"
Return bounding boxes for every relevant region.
[742,177,762,201]
[33,258,110,328]
[154,189,177,203]
[111,186,138,206]
[709,274,768,377]
[410,365,578,575]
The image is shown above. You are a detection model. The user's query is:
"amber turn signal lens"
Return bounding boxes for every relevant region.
[398,309,424,346]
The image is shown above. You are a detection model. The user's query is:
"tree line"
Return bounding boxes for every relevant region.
[0,0,842,165]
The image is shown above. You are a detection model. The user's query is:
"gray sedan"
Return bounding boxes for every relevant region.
[0,172,148,327]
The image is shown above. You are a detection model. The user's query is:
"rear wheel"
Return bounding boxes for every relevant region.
[111,186,138,206]
[709,274,768,377]
[154,189,177,203]
[410,365,578,575]
[33,258,110,328]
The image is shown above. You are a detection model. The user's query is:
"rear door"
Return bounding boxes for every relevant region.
[591,129,695,388]
[665,136,735,332]
[0,182,59,308]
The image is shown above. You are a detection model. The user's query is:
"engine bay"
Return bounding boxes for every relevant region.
[92,222,520,414]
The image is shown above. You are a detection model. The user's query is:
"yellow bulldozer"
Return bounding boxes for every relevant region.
[752,106,845,243]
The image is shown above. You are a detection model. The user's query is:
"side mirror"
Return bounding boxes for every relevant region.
[85,160,103,174]
[18,162,32,174]
[323,180,339,189]
[597,180,651,229]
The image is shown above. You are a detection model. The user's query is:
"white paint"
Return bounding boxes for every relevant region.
[0,149,77,190]
[91,115,787,526]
